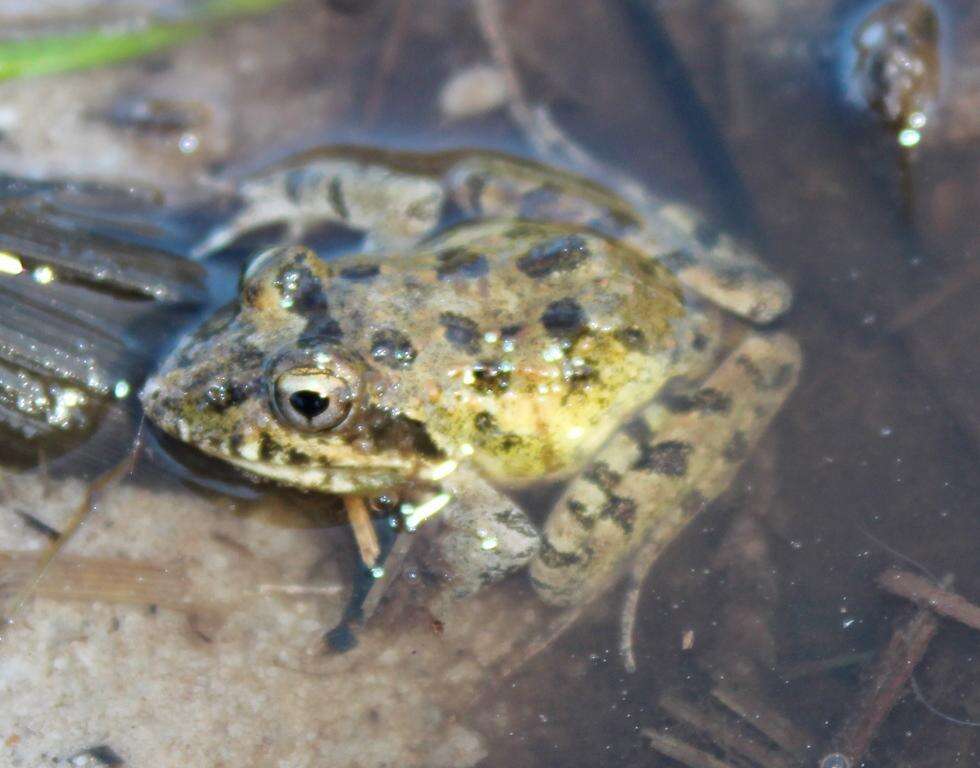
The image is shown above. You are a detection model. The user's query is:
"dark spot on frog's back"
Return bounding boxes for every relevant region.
[614,326,648,352]
[474,411,496,432]
[277,263,328,315]
[516,235,591,278]
[541,298,586,339]
[439,312,481,353]
[339,263,380,281]
[371,328,417,368]
[435,247,488,280]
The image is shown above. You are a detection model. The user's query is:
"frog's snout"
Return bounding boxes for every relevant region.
[139,372,179,434]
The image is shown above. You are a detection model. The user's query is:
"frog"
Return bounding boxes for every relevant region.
[141,146,800,622]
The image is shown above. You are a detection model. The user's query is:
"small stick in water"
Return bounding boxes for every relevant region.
[819,575,951,768]
[878,568,980,632]
[642,729,738,768]
[344,496,381,569]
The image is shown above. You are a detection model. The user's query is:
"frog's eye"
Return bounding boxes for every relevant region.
[272,370,354,432]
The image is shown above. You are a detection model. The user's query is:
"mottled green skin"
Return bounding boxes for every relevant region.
[143,220,709,492]
[142,147,798,607]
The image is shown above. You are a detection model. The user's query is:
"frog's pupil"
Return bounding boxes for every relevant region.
[289,390,329,419]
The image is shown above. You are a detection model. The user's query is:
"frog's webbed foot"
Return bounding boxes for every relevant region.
[530,332,801,607]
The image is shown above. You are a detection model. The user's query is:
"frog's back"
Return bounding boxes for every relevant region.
[324,220,701,482]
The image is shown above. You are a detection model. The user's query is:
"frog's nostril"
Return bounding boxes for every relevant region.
[289,390,330,420]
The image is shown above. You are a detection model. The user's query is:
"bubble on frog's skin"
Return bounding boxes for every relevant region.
[178,133,199,154]
[371,328,418,369]
[541,345,563,363]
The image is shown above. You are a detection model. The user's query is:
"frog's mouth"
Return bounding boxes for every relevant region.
[219,452,456,495]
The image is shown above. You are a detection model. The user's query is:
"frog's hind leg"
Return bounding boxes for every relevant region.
[443,154,791,324]
[529,332,801,607]
[640,203,792,324]
[192,155,447,258]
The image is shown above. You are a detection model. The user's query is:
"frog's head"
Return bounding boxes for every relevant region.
[141,246,445,494]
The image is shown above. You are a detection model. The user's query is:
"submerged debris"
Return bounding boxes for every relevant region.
[878,568,980,631]
[848,0,941,145]
[820,573,953,768]
[653,691,795,768]
[438,64,509,121]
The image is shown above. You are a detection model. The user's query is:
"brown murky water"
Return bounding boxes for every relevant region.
[1,2,979,767]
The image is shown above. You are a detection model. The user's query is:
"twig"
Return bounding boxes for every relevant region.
[659,693,793,768]
[361,0,411,126]
[474,0,643,197]
[497,602,585,680]
[0,550,192,612]
[1,432,142,638]
[819,575,950,768]
[712,682,811,757]
[359,529,414,622]
[887,258,980,332]
[878,568,980,631]
[642,729,739,768]
[344,496,380,569]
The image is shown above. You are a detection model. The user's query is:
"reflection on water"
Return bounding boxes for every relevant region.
[1,1,979,767]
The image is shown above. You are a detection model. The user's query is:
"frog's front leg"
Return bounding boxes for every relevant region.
[530,332,801,606]
[193,153,447,257]
[425,465,541,602]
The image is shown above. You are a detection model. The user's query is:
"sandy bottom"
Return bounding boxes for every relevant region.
[0,471,548,767]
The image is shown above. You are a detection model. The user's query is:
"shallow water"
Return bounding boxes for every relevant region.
[1,1,979,767]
